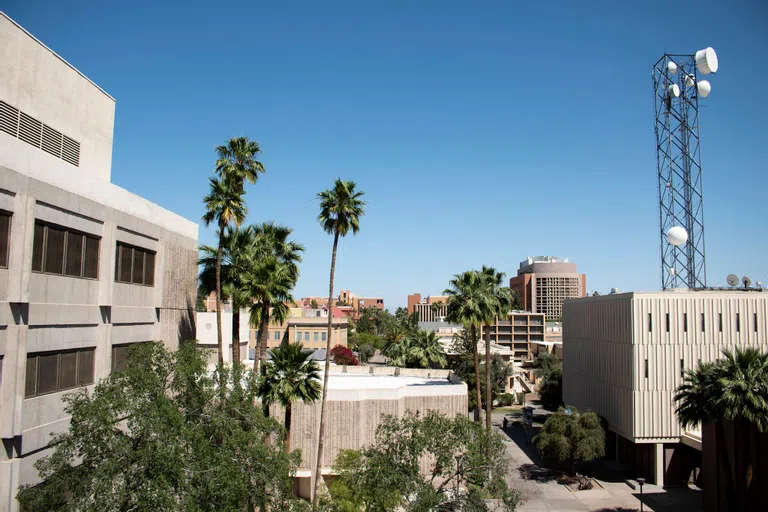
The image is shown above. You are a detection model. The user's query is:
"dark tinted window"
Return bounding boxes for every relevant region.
[65,233,83,277]
[0,212,10,268]
[44,225,65,274]
[78,349,95,385]
[84,236,99,279]
[116,242,155,286]
[112,344,129,373]
[37,353,59,395]
[59,351,78,389]
[25,357,37,397]
[32,223,44,272]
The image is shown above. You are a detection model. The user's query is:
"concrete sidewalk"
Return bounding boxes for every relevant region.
[494,411,701,511]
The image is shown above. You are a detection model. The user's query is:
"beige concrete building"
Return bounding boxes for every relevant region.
[481,312,546,363]
[257,365,467,497]
[563,290,768,487]
[407,293,448,321]
[509,256,586,321]
[0,12,198,510]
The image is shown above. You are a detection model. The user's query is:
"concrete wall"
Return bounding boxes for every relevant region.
[564,291,768,442]
[0,13,115,182]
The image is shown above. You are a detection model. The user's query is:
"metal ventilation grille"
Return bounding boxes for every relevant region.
[0,100,80,167]
[42,124,63,158]
[0,101,19,137]
[18,112,42,147]
[62,136,80,166]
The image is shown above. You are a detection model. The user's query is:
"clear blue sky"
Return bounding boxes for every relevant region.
[5,0,766,309]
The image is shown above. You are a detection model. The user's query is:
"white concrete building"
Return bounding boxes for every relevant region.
[563,290,768,487]
[0,12,198,509]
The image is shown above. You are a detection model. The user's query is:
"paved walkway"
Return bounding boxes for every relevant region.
[493,411,702,512]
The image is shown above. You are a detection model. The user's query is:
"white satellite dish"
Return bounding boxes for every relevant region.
[668,267,676,276]
[742,276,752,288]
[668,84,681,98]
[697,80,711,98]
[685,74,695,87]
[667,61,678,75]
[726,274,739,287]
[695,47,719,75]
[667,226,688,246]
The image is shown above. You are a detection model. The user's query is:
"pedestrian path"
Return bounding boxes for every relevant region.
[493,411,701,511]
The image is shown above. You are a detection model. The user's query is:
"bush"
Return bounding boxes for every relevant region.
[533,406,605,474]
[496,393,516,407]
[330,345,359,366]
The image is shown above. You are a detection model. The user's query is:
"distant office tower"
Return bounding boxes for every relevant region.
[407,293,448,322]
[509,256,586,321]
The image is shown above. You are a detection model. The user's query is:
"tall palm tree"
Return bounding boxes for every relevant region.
[258,342,322,452]
[199,226,258,366]
[444,270,495,425]
[313,179,366,504]
[215,136,266,187]
[408,330,447,369]
[675,347,768,509]
[480,265,510,434]
[202,177,247,366]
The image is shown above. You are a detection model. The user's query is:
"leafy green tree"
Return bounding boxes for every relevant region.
[202,176,247,366]
[444,270,496,424]
[314,179,366,503]
[16,342,303,512]
[310,299,319,309]
[196,285,208,312]
[258,342,322,452]
[533,407,605,474]
[327,411,520,511]
[355,343,375,364]
[450,330,512,412]
[480,265,511,435]
[534,353,563,411]
[510,289,524,311]
[674,347,768,510]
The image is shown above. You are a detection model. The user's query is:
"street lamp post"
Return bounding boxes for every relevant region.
[637,477,646,512]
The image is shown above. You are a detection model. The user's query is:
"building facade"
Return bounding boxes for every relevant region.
[407,293,448,321]
[0,13,198,510]
[563,290,768,487]
[480,312,546,363]
[509,256,586,321]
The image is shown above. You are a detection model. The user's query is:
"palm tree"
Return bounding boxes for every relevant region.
[313,179,366,504]
[258,342,321,452]
[202,177,247,366]
[675,347,768,509]
[215,136,265,187]
[444,270,496,425]
[408,330,447,369]
[480,265,510,434]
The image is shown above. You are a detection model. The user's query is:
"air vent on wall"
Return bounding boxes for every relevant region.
[0,100,80,167]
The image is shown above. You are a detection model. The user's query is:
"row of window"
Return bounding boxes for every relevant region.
[644,358,696,380]
[295,331,327,342]
[23,343,144,398]
[648,312,759,333]
[0,214,155,287]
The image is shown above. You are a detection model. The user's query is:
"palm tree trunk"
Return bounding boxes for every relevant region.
[313,231,339,506]
[471,324,482,425]
[232,306,240,371]
[285,403,292,452]
[485,320,493,437]
[257,303,270,370]
[215,227,225,366]
[716,421,737,508]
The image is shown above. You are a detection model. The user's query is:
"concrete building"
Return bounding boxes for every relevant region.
[0,13,197,510]
[262,315,348,351]
[563,290,768,488]
[195,310,250,364]
[256,365,467,498]
[408,293,448,321]
[509,256,586,321]
[480,312,546,363]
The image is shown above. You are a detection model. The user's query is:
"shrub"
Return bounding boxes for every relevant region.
[497,393,516,407]
[330,345,359,366]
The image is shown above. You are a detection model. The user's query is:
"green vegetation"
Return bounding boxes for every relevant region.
[449,329,512,413]
[533,352,563,411]
[480,265,511,435]
[322,411,520,511]
[533,407,605,474]
[258,342,322,451]
[674,347,768,510]
[16,342,304,512]
[384,330,446,368]
[314,179,367,504]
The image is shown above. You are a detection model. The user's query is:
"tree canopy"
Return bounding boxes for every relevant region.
[533,352,563,412]
[17,342,305,512]
[533,407,605,473]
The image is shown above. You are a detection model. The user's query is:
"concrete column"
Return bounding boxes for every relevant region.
[653,443,665,487]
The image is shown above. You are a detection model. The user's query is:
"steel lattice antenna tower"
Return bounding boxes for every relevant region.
[652,48,718,290]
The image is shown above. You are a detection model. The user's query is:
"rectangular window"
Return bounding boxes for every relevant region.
[648,313,652,332]
[701,313,705,332]
[115,242,155,286]
[274,331,280,340]
[0,211,10,268]
[645,359,649,379]
[25,348,95,398]
[683,313,688,332]
[736,313,741,332]
[719,313,723,332]
[755,313,758,333]
[314,332,319,341]
[31,221,99,279]
[680,358,685,378]
[112,344,129,373]
[305,332,310,341]
[321,332,327,342]
[665,313,670,332]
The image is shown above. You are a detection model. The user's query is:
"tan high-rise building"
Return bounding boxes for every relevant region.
[509,256,586,321]
[407,293,448,321]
